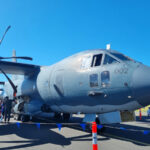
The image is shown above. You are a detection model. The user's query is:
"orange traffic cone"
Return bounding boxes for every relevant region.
[92,122,98,150]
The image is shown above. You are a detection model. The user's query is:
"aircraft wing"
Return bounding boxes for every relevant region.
[0,60,40,75]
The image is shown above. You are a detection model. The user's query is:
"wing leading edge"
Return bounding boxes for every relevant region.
[0,60,40,75]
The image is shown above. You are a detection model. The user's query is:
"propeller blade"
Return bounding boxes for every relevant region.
[0,25,11,45]
[0,56,33,61]
[0,68,17,96]
[0,82,5,85]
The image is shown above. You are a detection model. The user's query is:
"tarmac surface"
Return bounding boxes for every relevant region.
[0,115,150,150]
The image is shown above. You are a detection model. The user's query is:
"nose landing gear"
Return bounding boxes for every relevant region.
[95,117,105,133]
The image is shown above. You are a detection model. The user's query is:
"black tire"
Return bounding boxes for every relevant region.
[16,114,21,121]
[62,113,70,122]
[54,113,62,120]
[95,117,105,134]
[95,117,100,124]
[20,115,30,122]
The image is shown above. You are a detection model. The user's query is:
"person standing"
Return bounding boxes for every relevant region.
[147,107,150,117]
[3,96,12,123]
[0,100,2,121]
[0,100,4,122]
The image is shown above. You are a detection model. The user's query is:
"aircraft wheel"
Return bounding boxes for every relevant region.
[54,113,62,120]
[14,114,21,121]
[20,115,30,122]
[62,113,70,121]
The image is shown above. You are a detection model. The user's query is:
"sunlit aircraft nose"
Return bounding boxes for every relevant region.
[132,65,150,106]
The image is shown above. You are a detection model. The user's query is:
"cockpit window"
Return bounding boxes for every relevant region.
[110,53,133,61]
[81,56,91,69]
[103,54,118,65]
[91,54,103,67]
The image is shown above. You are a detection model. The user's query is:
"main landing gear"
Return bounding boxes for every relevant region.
[14,114,30,122]
[54,113,70,122]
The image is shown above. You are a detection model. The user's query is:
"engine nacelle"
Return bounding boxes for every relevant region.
[4,78,36,98]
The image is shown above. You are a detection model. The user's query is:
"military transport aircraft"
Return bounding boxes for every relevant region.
[1,26,150,123]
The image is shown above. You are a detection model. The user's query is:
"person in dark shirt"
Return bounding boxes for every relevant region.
[3,96,13,123]
[0,100,4,122]
[147,107,150,117]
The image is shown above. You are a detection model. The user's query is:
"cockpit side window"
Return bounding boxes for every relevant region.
[91,54,103,67]
[103,54,119,65]
[81,56,91,69]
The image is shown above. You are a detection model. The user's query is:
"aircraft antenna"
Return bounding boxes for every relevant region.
[106,44,111,50]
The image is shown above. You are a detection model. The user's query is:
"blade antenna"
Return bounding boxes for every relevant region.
[0,68,17,97]
[0,25,11,45]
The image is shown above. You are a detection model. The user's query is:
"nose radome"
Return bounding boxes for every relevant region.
[132,65,150,106]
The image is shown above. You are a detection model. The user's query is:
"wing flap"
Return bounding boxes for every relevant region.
[0,60,40,75]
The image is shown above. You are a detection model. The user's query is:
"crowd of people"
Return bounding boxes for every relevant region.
[0,96,13,123]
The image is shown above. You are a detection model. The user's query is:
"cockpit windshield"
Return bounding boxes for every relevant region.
[103,54,118,65]
[110,53,133,61]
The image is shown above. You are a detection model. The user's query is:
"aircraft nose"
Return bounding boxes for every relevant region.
[132,65,150,106]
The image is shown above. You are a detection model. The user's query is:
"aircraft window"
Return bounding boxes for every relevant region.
[103,54,118,65]
[101,71,110,87]
[91,54,103,67]
[81,56,91,69]
[90,74,98,87]
[111,53,133,61]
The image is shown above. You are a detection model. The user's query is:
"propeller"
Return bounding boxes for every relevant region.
[0,56,33,61]
[0,25,11,45]
[0,26,33,61]
[0,68,17,97]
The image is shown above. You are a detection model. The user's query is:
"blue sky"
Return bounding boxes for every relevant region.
[0,0,150,67]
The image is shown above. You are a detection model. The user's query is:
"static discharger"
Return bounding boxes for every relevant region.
[106,44,111,50]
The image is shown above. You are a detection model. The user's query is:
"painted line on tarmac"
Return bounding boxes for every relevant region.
[102,133,150,146]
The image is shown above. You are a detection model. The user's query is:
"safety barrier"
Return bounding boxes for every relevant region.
[13,120,150,150]
[14,121,150,135]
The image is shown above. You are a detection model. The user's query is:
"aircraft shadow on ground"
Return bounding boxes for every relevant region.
[101,123,150,146]
[68,117,150,147]
[0,123,71,150]
[0,116,150,149]
[0,120,108,150]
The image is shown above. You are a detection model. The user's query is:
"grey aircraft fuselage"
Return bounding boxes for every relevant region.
[4,49,150,114]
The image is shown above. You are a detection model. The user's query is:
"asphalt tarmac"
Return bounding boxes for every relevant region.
[0,115,150,150]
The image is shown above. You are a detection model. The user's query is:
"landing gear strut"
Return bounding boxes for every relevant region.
[95,117,105,133]
[54,113,70,121]
[62,113,70,121]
